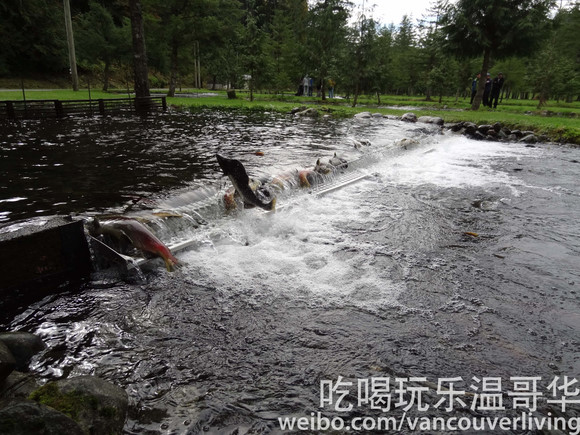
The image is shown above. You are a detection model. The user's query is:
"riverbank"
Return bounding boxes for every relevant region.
[1,87,578,144]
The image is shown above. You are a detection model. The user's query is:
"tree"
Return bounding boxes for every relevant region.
[307,0,351,101]
[129,0,150,98]
[240,0,269,101]
[391,15,420,95]
[441,0,554,110]
[75,1,131,91]
[0,0,67,76]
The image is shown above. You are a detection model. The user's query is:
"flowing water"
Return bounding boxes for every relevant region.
[1,110,579,434]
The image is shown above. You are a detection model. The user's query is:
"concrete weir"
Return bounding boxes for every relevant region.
[0,216,92,296]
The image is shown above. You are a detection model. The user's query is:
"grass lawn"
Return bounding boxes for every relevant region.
[1,87,578,144]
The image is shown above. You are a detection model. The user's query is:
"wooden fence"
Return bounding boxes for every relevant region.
[0,96,167,120]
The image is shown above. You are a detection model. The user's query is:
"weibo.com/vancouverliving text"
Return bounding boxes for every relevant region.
[277,375,580,432]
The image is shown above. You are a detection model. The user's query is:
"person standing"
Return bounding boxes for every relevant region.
[491,72,505,109]
[303,75,309,97]
[470,73,480,104]
[328,78,336,98]
[482,73,492,108]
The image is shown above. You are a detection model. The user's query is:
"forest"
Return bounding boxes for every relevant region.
[1,0,579,108]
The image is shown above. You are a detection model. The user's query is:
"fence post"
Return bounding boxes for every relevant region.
[161,96,167,111]
[6,101,15,119]
[54,100,64,117]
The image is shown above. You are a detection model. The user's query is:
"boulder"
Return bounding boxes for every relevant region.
[1,371,39,400]
[477,124,492,134]
[463,122,477,135]
[30,376,128,435]
[493,122,502,133]
[354,111,372,119]
[0,332,46,371]
[520,134,538,144]
[295,108,319,117]
[401,112,417,123]
[372,112,384,118]
[448,122,464,132]
[0,342,16,383]
[417,116,444,126]
[0,400,84,435]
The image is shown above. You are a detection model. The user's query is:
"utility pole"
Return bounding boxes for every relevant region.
[63,0,79,91]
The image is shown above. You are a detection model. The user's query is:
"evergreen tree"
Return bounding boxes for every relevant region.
[75,1,131,90]
[0,0,67,75]
[441,0,554,110]
[307,0,351,100]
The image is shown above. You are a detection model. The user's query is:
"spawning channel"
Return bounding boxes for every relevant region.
[1,110,579,433]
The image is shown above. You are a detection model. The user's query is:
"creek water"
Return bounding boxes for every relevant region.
[1,110,579,434]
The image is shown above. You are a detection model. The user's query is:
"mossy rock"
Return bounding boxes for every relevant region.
[29,376,127,435]
[0,400,84,435]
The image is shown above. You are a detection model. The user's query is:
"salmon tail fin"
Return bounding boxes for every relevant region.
[162,253,180,272]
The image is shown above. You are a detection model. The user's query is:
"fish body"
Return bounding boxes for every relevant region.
[314,158,333,175]
[329,152,348,169]
[90,218,179,271]
[216,154,276,211]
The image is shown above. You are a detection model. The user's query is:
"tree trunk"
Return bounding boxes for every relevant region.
[352,80,359,108]
[63,0,79,91]
[168,40,178,97]
[103,60,110,91]
[472,47,491,110]
[129,0,150,99]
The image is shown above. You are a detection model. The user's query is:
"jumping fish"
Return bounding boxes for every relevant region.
[89,218,179,271]
[216,154,276,211]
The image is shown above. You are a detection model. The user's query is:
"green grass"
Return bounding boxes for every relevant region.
[1,86,578,144]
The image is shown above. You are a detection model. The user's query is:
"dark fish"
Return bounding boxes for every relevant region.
[216,154,276,211]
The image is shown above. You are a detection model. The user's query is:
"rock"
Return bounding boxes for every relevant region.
[493,122,502,132]
[417,116,444,126]
[0,400,84,435]
[463,122,477,135]
[510,129,523,138]
[290,106,306,115]
[473,131,487,141]
[507,134,518,141]
[0,342,16,383]
[295,108,319,117]
[0,332,46,371]
[354,111,372,119]
[0,371,39,400]
[448,122,464,132]
[477,124,492,134]
[522,130,535,136]
[371,112,383,118]
[30,376,128,435]
[520,134,538,144]
[401,112,417,123]
[487,129,497,137]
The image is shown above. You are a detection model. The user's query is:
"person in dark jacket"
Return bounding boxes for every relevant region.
[491,72,505,109]
[470,73,480,104]
[482,73,492,108]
